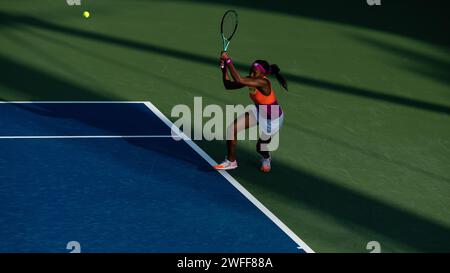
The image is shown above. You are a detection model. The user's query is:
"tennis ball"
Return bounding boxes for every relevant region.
[83,11,90,19]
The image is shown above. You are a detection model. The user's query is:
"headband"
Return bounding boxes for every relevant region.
[252,62,271,74]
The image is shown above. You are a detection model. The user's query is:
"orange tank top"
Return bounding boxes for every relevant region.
[248,77,278,105]
[249,77,283,119]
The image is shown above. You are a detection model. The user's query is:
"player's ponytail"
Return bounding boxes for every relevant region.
[251,60,288,91]
[269,64,288,91]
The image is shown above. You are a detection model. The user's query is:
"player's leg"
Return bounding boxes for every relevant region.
[256,109,284,172]
[227,112,252,161]
[214,112,256,170]
[256,137,271,159]
[257,135,272,172]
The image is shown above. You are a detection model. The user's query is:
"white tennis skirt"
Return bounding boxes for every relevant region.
[249,105,284,137]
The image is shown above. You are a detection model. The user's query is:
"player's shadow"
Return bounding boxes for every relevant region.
[0,10,449,115]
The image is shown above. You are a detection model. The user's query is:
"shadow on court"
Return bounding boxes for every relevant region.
[168,0,450,47]
[1,48,449,251]
[0,53,208,171]
[198,139,450,252]
[1,26,230,107]
[287,123,450,184]
[347,33,450,87]
[0,10,449,115]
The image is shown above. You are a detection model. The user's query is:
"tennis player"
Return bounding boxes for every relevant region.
[214,52,288,172]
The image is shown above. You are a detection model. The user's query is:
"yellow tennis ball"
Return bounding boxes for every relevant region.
[83,11,90,18]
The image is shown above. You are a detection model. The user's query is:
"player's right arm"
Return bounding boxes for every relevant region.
[221,60,245,90]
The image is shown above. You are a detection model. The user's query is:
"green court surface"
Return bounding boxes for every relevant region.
[0,0,449,252]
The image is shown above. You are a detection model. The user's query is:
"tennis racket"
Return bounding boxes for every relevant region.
[220,10,238,68]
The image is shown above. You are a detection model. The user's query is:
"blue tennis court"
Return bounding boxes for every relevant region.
[0,102,311,253]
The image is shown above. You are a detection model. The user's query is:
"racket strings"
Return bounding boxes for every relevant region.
[221,12,237,40]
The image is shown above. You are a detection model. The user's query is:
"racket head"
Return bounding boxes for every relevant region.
[220,10,238,51]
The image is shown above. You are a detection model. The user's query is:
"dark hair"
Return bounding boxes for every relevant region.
[252,60,288,91]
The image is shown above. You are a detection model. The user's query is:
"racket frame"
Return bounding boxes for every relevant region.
[220,10,238,52]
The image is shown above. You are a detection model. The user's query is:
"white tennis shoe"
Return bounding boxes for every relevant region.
[260,157,272,173]
[214,159,238,170]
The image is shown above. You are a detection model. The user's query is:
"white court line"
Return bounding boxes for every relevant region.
[143,101,315,253]
[0,135,180,139]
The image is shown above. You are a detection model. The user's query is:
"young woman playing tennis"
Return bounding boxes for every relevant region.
[214,52,288,172]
